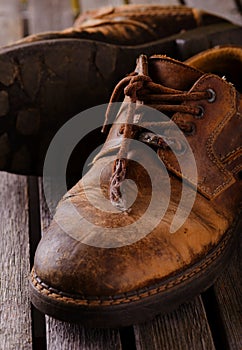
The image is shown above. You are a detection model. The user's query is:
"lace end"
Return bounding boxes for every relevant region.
[109,158,130,213]
[101,124,108,134]
[110,196,131,214]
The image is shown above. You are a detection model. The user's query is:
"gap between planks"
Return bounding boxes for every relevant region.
[0,173,32,350]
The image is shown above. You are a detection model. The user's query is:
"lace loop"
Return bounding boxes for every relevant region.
[124,75,152,102]
[106,71,210,210]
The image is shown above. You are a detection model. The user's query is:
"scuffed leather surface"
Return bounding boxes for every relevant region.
[35,155,231,296]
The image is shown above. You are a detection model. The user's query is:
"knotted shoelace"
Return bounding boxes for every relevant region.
[102,72,211,211]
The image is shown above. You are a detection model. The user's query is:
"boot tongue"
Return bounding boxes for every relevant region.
[148,55,203,90]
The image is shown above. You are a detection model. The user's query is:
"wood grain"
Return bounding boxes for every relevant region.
[130,0,180,4]
[134,296,215,350]
[81,0,125,12]
[185,0,242,25]
[213,223,242,349]
[46,320,122,350]
[0,173,32,350]
[28,0,74,34]
[0,0,22,46]
[38,179,122,350]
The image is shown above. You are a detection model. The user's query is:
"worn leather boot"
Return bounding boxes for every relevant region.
[30,46,242,327]
[0,5,241,175]
[14,5,226,45]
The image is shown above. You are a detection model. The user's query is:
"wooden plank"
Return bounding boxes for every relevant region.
[28,0,74,34]
[134,296,215,350]
[46,320,123,350]
[81,0,125,12]
[130,0,180,4]
[212,223,242,349]
[0,173,32,350]
[38,179,123,350]
[185,0,242,25]
[0,0,22,46]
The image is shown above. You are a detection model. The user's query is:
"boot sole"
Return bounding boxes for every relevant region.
[0,23,242,175]
[29,219,239,328]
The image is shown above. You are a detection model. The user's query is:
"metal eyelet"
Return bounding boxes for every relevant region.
[207,88,216,103]
[194,105,205,119]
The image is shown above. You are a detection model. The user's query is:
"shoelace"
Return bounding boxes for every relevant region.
[103,72,211,211]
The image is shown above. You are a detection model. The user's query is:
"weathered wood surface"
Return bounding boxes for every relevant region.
[0,173,32,350]
[185,0,242,25]
[0,0,22,46]
[45,320,123,350]
[134,297,215,350]
[212,221,242,350]
[81,0,124,12]
[130,0,180,4]
[28,0,74,34]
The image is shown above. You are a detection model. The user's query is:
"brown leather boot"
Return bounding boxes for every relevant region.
[11,5,227,45]
[0,5,241,175]
[30,46,242,327]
